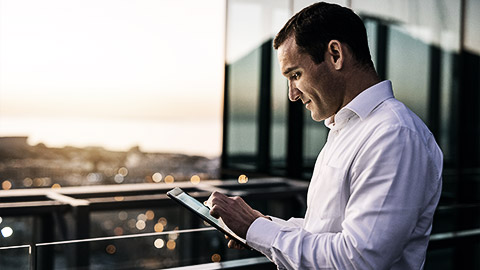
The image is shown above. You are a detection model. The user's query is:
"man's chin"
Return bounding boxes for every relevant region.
[311,112,326,122]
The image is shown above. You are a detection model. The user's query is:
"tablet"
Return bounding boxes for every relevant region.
[167,187,250,249]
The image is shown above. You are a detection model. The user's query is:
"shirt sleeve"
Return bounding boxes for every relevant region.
[270,216,304,228]
[246,126,442,269]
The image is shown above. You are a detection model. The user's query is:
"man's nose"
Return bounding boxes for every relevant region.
[288,81,301,102]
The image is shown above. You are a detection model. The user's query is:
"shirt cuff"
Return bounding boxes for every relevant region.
[246,217,283,256]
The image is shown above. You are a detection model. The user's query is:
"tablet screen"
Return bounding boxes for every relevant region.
[167,187,248,248]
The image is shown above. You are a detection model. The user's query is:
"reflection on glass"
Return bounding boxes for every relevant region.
[271,42,289,172]
[303,113,328,174]
[0,245,30,270]
[34,228,260,269]
[387,25,430,122]
[226,48,260,162]
[225,0,290,170]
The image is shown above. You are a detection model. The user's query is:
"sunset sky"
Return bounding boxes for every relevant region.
[0,0,226,156]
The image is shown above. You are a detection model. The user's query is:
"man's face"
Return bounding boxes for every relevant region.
[277,37,345,122]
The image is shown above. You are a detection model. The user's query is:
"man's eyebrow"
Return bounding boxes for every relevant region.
[282,66,298,76]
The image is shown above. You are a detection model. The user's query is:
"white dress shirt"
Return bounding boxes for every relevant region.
[246,81,443,269]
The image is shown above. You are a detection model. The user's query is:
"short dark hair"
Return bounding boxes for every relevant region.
[273,2,373,68]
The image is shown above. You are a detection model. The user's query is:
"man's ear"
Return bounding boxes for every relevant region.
[326,40,343,70]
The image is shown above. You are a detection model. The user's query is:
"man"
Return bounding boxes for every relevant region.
[209,2,443,269]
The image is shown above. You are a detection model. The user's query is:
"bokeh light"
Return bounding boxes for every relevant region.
[127,219,137,229]
[106,244,116,255]
[137,213,147,221]
[145,210,155,220]
[118,167,128,177]
[23,177,33,187]
[114,174,124,183]
[1,227,13,237]
[154,238,165,249]
[190,175,201,184]
[166,240,176,250]
[211,253,221,262]
[103,220,114,230]
[118,211,128,220]
[114,227,124,236]
[238,174,248,184]
[152,172,163,183]
[164,175,174,183]
[51,183,61,189]
[154,223,164,232]
[136,220,146,230]
[168,232,179,241]
[158,217,168,226]
[2,180,12,190]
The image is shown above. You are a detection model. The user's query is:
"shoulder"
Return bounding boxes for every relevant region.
[367,98,431,139]
[361,98,443,166]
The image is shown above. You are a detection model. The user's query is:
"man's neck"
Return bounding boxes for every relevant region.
[343,67,381,106]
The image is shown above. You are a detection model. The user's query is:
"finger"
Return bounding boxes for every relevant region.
[210,195,230,208]
[227,239,245,250]
[209,204,223,218]
[205,192,221,208]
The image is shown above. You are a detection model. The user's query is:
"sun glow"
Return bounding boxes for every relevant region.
[0,0,225,156]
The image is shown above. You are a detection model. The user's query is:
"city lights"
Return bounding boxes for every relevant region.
[118,211,128,221]
[106,244,117,255]
[211,253,221,262]
[118,167,128,177]
[145,210,155,220]
[103,220,114,230]
[152,172,163,183]
[154,223,164,232]
[51,183,61,189]
[154,238,165,249]
[86,173,102,183]
[190,175,201,184]
[238,174,248,184]
[113,227,123,236]
[23,177,33,187]
[137,213,147,221]
[136,220,146,230]
[114,174,125,183]
[166,240,176,250]
[158,217,168,226]
[164,175,175,183]
[1,227,13,238]
[127,219,137,229]
[168,231,179,241]
[2,180,12,190]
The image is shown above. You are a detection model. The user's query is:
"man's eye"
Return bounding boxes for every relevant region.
[291,72,300,80]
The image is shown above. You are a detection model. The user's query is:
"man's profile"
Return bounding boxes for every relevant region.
[209,2,443,269]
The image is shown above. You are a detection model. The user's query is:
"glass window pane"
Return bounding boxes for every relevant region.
[386,25,430,122]
[270,3,291,173]
[303,114,327,176]
[0,245,30,270]
[35,228,262,269]
[225,0,290,170]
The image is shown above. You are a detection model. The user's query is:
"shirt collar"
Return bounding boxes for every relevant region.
[325,80,394,130]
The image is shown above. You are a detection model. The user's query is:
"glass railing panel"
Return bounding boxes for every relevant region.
[35,227,262,269]
[0,245,31,270]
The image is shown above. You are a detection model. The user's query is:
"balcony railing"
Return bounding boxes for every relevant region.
[1,178,479,269]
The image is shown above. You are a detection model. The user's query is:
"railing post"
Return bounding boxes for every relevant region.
[73,204,90,269]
